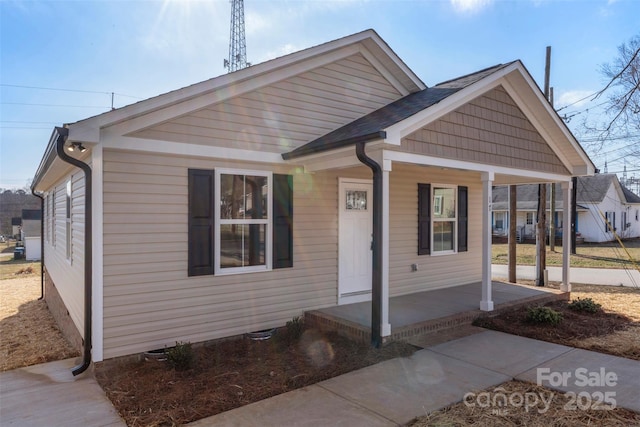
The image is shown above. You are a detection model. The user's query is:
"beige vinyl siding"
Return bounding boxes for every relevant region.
[131,54,402,153]
[401,86,569,175]
[388,164,482,295]
[102,149,368,358]
[43,173,85,337]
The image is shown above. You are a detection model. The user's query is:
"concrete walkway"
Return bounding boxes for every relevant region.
[492,264,640,287]
[190,330,640,426]
[0,358,125,427]
[2,332,638,427]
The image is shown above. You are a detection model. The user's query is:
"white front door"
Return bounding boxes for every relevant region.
[338,178,373,304]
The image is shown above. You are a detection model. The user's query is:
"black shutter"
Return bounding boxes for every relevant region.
[418,183,431,255]
[273,174,293,268]
[188,169,214,276]
[458,186,468,252]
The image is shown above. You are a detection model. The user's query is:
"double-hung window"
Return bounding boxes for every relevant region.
[604,211,615,232]
[432,186,457,253]
[418,183,468,255]
[526,212,534,225]
[216,171,270,273]
[66,179,72,261]
[188,168,293,277]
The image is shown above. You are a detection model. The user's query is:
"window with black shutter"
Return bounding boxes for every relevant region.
[418,183,468,255]
[188,169,293,276]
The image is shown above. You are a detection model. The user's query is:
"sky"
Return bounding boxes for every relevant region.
[1,0,639,190]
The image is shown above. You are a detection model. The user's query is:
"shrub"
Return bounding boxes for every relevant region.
[166,341,194,371]
[526,306,562,325]
[286,316,305,341]
[568,297,602,313]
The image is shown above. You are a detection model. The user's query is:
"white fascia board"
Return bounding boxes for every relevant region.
[360,34,426,92]
[384,150,572,183]
[68,121,100,144]
[383,62,594,176]
[359,47,411,96]
[504,66,595,174]
[383,65,513,145]
[291,140,386,172]
[499,78,585,177]
[102,135,285,164]
[102,45,364,137]
[73,30,422,139]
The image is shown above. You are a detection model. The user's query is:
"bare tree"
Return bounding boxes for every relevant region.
[590,35,640,142]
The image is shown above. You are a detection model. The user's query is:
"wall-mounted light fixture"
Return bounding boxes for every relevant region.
[67,142,87,153]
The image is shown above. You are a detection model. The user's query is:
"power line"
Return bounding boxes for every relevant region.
[555,89,601,112]
[1,102,110,109]
[0,83,143,99]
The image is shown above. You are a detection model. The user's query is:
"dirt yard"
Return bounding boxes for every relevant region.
[0,270,79,371]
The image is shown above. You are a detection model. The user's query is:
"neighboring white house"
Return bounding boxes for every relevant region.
[492,174,640,243]
[21,209,42,261]
[31,29,594,365]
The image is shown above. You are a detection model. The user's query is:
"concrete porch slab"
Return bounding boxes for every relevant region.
[307,281,567,344]
[314,282,564,329]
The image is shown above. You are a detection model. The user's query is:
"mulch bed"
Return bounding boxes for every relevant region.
[473,300,636,351]
[95,328,416,427]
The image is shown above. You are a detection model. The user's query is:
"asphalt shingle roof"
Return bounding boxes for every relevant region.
[283,62,514,160]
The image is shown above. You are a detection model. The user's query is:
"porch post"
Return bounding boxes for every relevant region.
[481,172,494,311]
[381,160,392,337]
[561,180,572,292]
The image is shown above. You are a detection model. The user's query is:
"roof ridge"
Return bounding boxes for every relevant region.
[434,62,514,87]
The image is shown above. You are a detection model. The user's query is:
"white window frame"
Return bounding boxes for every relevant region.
[45,194,50,243]
[51,189,56,247]
[605,211,615,232]
[431,184,457,255]
[526,212,534,225]
[214,169,272,275]
[66,179,72,263]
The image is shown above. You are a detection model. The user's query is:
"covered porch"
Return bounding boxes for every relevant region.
[306,281,568,345]
[285,61,595,346]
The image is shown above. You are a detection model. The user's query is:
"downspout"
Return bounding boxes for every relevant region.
[355,141,383,348]
[54,127,93,376]
[31,189,45,300]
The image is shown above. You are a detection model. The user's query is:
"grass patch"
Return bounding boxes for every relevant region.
[492,239,640,269]
[1,258,41,280]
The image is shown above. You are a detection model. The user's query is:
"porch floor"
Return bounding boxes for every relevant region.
[305,281,567,344]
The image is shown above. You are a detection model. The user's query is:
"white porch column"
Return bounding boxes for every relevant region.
[381,159,392,336]
[561,180,572,292]
[481,172,494,311]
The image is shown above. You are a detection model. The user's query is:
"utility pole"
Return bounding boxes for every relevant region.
[224,0,250,73]
[536,46,551,286]
[549,87,556,252]
[508,185,517,283]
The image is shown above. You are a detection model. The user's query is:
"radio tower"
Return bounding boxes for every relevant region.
[224,0,249,73]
